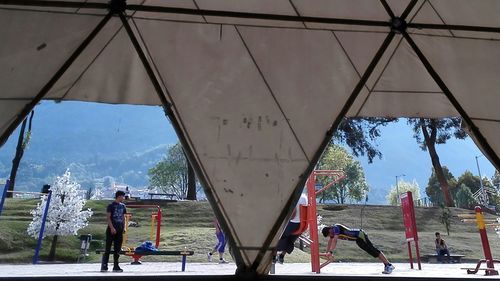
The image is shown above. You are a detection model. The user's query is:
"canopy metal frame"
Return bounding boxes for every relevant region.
[1,0,500,275]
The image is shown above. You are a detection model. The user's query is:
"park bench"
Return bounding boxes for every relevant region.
[96,249,194,271]
[424,253,464,263]
[148,193,177,200]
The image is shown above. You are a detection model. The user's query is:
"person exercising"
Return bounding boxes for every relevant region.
[322,223,395,274]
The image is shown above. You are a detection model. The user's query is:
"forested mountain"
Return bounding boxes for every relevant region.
[0,101,496,203]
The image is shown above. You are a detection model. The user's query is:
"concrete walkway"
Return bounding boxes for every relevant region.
[0,262,497,280]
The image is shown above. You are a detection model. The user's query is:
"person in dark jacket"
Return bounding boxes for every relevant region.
[101,191,127,272]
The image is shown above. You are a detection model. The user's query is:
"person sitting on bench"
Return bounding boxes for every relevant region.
[435,232,451,263]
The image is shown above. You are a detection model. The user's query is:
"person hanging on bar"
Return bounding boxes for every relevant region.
[322,223,395,274]
[101,190,127,272]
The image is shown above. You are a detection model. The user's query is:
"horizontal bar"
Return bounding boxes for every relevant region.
[0,0,108,9]
[409,22,500,34]
[127,4,391,27]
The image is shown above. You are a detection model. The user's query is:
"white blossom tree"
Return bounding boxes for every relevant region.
[90,187,104,200]
[27,169,93,261]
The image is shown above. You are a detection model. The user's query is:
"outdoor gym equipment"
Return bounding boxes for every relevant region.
[96,204,194,271]
[459,206,499,276]
[400,191,421,270]
[0,180,53,264]
[273,170,344,274]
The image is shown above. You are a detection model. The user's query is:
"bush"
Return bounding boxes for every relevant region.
[322,204,348,211]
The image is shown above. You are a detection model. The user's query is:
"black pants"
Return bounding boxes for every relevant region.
[277,222,300,254]
[101,227,124,268]
[356,234,381,258]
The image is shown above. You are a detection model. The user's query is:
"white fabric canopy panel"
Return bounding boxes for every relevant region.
[1,0,500,275]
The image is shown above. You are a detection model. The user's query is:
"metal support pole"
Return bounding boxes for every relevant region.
[408,241,413,269]
[156,208,161,248]
[307,173,320,273]
[33,190,52,264]
[181,254,187,272]
[475,156,488,205]
[415,239,422,270]
[475,207,496,271]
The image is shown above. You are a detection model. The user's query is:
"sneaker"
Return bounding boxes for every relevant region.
[382,264,395,274]
[278,254,284,264]
[112,267,123,273]
[219,259,228,264]
[100,266,108,272]
[207,252,213,262]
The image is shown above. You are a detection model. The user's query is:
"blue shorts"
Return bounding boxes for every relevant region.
[215,232,226,253]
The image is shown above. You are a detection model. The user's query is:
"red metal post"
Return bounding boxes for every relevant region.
[475,206,494,269]
[407,241,413,269]
[307,172,320,273]
[415,239,422,270]
[156,207,162,248]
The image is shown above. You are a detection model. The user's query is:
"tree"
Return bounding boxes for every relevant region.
[440,205,451,235]
[317,143,369,204]
[335,118,397,163]
[408,118,467,207]
[27,170,93,261]
[148,143,198,200]
[455,184,475,209]
[386,179,421,206]
[90,188,104,200]
[426,166,457,206]
[491,171,500,209]
[7,111,34,198]
[456,170,494,204]
[493,170,500,190]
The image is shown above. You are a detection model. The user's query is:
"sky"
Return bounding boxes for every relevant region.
[358,120,497,204]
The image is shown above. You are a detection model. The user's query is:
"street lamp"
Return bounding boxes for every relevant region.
[395,174,406,205]
[475,155,488,205]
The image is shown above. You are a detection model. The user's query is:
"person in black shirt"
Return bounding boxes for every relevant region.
[101,191,127,272]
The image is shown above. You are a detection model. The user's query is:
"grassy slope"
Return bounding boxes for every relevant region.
[0,199,498,264]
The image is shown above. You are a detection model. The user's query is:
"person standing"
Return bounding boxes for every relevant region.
[208,219,228,264]
[322,223,395,274]
[101,191,127,272]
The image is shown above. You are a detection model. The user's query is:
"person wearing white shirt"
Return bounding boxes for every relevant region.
[273,192,308,264]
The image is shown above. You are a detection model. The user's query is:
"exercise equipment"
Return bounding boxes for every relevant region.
[459,206,499,275]
[96,204,194,271]
[400,191,421,270]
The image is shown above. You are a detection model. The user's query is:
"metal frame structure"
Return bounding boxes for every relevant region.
[306,170,345,274]
[122,204,162,264]
[1,0,500,275]
[401,191,421,270]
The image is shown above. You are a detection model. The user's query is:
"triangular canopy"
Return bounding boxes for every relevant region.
[1,0,500,275]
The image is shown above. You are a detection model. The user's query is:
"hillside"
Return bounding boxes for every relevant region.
[0,200,498,264]
[0,101,497,204]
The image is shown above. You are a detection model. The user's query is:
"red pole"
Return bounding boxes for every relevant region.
[475,206,494,269]
[415,239,422,270]
[307,172,320,273]
[407,241,413,269]
[156,207,162,248]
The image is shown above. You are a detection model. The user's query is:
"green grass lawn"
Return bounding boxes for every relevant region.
[0,199,498,264]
